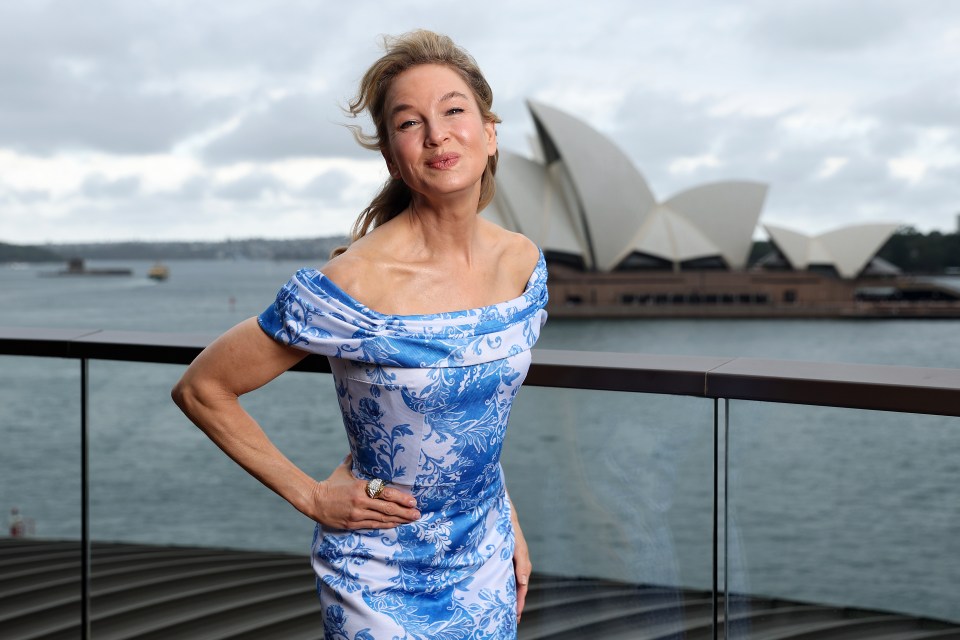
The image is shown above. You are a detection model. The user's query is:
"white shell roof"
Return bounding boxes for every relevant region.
[490,151,587,263]
[764,223,900,278]
[527,100,656,271]
[492,100,891,276]
[628,204,722,264]
[662,181,768,270]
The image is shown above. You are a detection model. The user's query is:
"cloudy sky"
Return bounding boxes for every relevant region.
[2,0,958,245]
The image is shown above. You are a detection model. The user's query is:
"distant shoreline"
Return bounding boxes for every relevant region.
[0,236,349,263]
[2,229,958,275]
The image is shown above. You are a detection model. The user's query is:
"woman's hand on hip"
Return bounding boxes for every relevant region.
[309,455,420,530]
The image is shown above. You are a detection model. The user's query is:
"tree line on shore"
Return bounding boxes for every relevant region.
[875,226,960,273]
[2,227,958,274]
[0,236,349,264]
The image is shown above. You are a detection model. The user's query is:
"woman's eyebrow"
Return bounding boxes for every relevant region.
[390,102,413,117]
[390,91,469,117]
[439,90,469,103]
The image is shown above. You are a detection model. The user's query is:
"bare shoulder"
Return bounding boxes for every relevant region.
[507,231,541,271]
[481,220,541,288]
[319,244,381,301]
[320,216,420,305]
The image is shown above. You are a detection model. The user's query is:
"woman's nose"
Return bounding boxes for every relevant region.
[423,120,449,146]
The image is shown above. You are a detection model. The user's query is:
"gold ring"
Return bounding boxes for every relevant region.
[365,478,386,499]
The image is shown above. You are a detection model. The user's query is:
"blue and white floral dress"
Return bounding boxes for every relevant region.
[257,252,548,640]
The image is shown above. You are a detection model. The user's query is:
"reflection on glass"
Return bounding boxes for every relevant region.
[504,387,714,634]
[726,400,960,632]
[0,355,81,539]
[78,358,719,635]
[0,355,82,635]
[88,360,345,553]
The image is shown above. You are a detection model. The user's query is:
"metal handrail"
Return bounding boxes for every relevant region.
[2,326,958,416]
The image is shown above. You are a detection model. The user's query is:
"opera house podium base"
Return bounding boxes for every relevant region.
[2,538,958,639]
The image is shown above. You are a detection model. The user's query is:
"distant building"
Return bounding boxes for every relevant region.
[484,101,960,318]
[484,100,898,280]
[763,223,900,279]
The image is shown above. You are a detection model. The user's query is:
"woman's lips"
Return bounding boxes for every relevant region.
[426,153,460,170]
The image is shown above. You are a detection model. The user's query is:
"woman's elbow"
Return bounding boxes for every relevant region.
[170,375,195,414]
[171,371,213,418]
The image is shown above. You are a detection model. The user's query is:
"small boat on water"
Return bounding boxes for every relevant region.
[147,263,170,281]
[45,257,133,277]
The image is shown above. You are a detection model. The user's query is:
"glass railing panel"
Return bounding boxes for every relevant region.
[0,355,82,539]
[503,386,716,637]
[88,359,344,554]
[85,358,719,636]
[0,354,82,637]
[724,400,960,636]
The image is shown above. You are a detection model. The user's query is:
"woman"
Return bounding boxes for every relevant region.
[172,30,547,639]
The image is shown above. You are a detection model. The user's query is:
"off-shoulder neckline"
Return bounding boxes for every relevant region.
[299,250,545,321]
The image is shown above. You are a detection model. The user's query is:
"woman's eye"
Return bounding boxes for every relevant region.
[447,108,464,115]
[398,120,417,130]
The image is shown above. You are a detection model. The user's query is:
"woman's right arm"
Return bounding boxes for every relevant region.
[171,317,420,529]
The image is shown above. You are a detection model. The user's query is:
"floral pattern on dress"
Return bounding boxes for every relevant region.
[258,251,547,639]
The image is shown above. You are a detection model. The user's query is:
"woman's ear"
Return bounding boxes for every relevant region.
[485,120,497,156]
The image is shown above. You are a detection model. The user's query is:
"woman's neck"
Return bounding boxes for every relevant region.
[402,192,483,264]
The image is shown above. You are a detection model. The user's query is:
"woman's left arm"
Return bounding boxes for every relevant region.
[510,498,531,622]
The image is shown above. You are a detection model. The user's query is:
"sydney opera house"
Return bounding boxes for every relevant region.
[484,101,960,317]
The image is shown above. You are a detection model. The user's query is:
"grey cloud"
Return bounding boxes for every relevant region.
[0,83,237,154]
[0,28,241,154]
[867,126,917,157]
[871,83,960,130]
[753,146,952,231]
[299,170,352,201]
[505,69,956,234]
[3,0,959,241]
[173,176,211,202]
[0,1,353,155]
[610,87,789,189]
[747,0,908,52]
[203,94,367,163]
[615,94,717,164]
[718,141,908,225]
[213,172,287,201]
[0,1,335,79]
[905,166,960,209]
[81,174,142,198]
[822,155,889,186]
[600,85,943,230]
[1,186,52,204]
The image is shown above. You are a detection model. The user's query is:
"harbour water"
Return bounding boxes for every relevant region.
[1,259,958,623]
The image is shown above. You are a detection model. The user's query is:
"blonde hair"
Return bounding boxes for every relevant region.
[332,30,501,258]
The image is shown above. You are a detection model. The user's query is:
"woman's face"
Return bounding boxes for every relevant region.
[381,64,496,203]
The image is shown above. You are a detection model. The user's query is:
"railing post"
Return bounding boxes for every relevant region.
[712,398,719,640]
[80,358,90,639]
[724,398,729,639]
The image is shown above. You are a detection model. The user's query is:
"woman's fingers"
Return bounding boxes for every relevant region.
[313,481,419,529]
[325,501,410,529]
[512,517,532,621]
[515,571,529,621]
[515,558,530,620]
[364,483,420,522]
[312,458,421,530]
[344,504,417,529]
[381,486,418,509]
